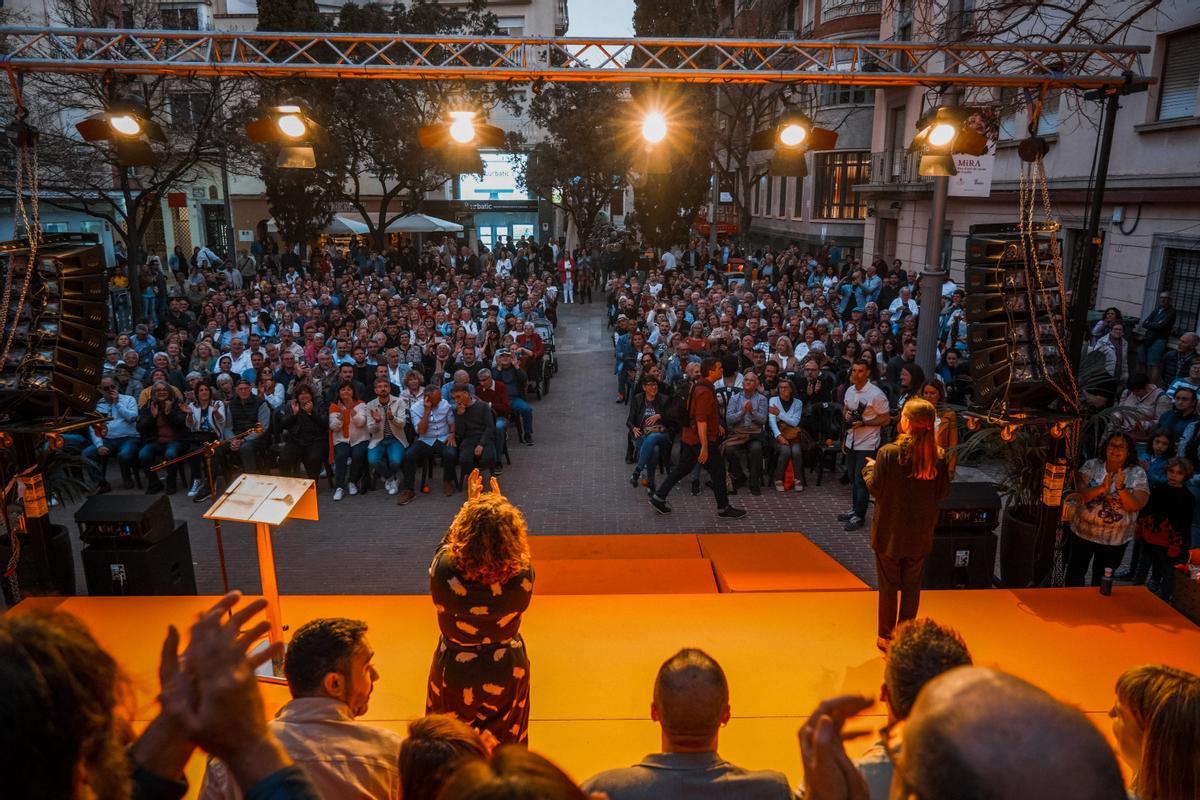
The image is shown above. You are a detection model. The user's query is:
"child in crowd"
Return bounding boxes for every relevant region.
[1134,456,1194,601]
[1139,428,1172,487]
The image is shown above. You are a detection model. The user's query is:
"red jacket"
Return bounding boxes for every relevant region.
[515,332,544,359]
[477,381,511,419]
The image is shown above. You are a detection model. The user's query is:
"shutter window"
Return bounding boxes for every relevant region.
[1158,27,1200,121]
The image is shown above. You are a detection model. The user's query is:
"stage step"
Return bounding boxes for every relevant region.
[532,557,718,594]
[529,533,702,560]
[698,533,868,592]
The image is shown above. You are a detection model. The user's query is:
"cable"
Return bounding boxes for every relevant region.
[1117,202,1142,236]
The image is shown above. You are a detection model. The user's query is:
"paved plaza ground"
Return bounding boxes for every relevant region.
[56,301,884,596]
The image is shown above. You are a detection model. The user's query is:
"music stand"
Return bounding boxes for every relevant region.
[203,473,317,675]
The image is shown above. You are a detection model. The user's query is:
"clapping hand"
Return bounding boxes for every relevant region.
[798,695,873,800]
[466,468,501,500]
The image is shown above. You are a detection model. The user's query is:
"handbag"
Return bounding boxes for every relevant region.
[778,421,803,442]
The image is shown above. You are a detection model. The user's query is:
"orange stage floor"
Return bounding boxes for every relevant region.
[16,587,1200,793]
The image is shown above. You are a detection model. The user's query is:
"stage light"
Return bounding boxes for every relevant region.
[910,106,989,177]
[641,111,668,144]
[448,111,477,144]
[44,433,64,451]
[1000,425,1017,442]
[779,122,807,147]
[108,114,142,137]
[245,103,322,169]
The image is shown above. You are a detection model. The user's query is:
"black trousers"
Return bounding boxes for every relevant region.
[656,441,730,509]
[458,437,497,479]
[280,440,327,480]
[1065,533,1127,587]
[875,552,925,640]
[403,440,458,490]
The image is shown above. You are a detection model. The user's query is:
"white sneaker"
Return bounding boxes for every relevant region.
[333,488,345,501]
[386,478,398,495]
[347,482,358,496]
[774,480,786,492]
[187,479,203,497]
[793,483,804,492]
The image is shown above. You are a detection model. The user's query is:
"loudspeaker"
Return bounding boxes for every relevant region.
[964,222,1067,410]
[0,233,107,420]
[81,522,197,596]
[75,493,176,545]
[924,482,1001,589]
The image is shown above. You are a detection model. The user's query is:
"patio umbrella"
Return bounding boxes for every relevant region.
[385,213,464,233]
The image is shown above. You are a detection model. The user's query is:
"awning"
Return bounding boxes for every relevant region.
[385,213,464,233]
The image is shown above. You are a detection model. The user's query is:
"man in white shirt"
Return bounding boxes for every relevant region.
[224,337,252,375]
[199,617,401,800]
[83,377,141,490]
[365,376,411,496]
[839,358,890,531]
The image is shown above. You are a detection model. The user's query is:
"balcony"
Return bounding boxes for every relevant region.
[820,0,882,22]
[856,150,933,192]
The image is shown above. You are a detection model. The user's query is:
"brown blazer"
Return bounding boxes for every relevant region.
[864,440,951,559]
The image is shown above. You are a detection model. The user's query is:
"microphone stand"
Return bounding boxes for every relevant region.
[152,423,263,594]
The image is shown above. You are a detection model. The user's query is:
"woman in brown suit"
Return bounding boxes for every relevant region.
[864,398,951,652]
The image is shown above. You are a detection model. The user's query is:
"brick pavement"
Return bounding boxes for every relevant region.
[55,301,880,596]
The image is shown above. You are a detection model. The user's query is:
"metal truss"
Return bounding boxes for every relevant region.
[0,26,1147,89]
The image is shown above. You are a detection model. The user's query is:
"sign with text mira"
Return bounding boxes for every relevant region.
[457,152,531,202]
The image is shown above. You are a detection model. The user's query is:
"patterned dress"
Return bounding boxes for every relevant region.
[426,544,534,746]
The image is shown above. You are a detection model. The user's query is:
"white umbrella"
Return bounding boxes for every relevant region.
[386,213,464,233]
[265,215,370,235]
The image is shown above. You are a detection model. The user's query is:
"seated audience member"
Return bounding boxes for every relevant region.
[724,371,769,495]
[183,381,228,502]
[800,666,1126,800]
[84,375,141,491]
[768,377,805,492]
[329,380,369,501]
[438,747,588,800]
[581,648,793,799]
[0,592,322,799]
[398,386,458,504]
[138,381,188,494]
[200,617,401,800]
[627,373,673,495]
[450,383,497,482]
[1111,664,1200,800]
[494,349,534,445]
[398,715,489,800]
[226,378,272,473]
[851,619,973,799]
[475,368,511,458]
[366,376,411,496]
[279,383,329,481]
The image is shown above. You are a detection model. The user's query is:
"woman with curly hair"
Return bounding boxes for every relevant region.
[426,470,534,748]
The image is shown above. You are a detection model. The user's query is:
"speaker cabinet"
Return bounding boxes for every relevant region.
[81,522,197,596]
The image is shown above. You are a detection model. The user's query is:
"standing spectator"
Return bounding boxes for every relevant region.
[137,381,188,494]
[1119,373,1172,448]
[279,384,328,481]
[365,376,410,496]
[581,649,793,799]
[649,357,747,519]
[1161,331,1197,387]
[494,350,533,445]
[199,617,401,800]
[921,379,958,480]
[1140,291,1176,384]
[864,398,951,651]
[1134,457,1195,601]
[839,358,890,532]
[328,381,369,501]
[1065,432,1149,586]
[427,473,534,748]
[1088,320,1132,404]
[768,378,805,492]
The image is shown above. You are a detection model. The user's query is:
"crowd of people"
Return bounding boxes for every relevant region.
[86,233,562,506]
[7,458,1200,799]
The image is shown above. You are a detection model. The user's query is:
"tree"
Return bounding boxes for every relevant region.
[630,0,716,248]
[520,83,631,250]
[14,0,242,319]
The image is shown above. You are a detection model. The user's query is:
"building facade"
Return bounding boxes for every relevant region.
[731,0,881,260]
[857,0,1200,330]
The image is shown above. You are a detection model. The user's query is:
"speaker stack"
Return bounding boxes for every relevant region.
[923,481,1001,589]
[0,233,108,421]
[75,494,198,596]
[963,222,1067,411]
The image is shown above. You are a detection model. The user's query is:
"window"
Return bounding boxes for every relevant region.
[1037,88,1061,135]
[496,16,525,36]
[812,151,870,220]
[1158,27,1200,121]
[800,0,815,32]
[1161,247,1200,332]
[775,177,785,217]
[819,84,873,106]
[997,87,1018,140]
[42,222,69,233]
[610,188,624,216]
[160,6,200,30]
[170,93,208,129]
[765,175,774,217]
[792,176,803,219]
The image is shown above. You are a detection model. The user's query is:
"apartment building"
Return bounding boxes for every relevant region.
[726,0,881,260]
[857,0,1200,329]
